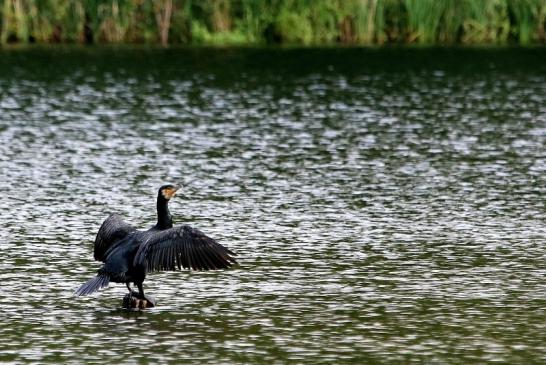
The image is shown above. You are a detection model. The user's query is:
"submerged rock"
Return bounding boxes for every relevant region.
[122,293,156,309]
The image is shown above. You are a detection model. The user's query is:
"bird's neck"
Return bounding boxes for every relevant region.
[155,196,173,230]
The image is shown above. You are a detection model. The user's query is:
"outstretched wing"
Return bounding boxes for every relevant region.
[134,225,237,272]
[94,213,136,262]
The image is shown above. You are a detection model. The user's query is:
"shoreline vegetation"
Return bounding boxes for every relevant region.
[0,1,545,47]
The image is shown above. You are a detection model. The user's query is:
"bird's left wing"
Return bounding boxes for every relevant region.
[134,225,237,272]
[94,213,136,262]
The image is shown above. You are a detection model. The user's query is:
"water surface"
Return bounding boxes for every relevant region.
[0,47,545,364]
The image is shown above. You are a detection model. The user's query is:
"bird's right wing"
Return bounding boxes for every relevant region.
[94,213,136,262]
[134,225,237,272]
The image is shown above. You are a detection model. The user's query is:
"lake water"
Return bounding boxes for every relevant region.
[0,47,545,364]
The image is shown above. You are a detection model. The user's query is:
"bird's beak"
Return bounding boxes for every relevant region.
[173,185,182,198]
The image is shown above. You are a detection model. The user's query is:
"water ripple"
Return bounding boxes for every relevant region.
[0,48,545,364]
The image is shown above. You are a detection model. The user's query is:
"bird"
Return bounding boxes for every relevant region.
[75,184,237,306]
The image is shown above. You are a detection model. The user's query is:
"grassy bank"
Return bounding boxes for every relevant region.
[0,0,545,46]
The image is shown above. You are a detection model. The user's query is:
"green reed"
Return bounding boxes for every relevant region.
[0,0,544,45]
[508,0,545,44]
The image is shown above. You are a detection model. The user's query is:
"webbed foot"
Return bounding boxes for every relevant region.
[141,294,156,307]
[122,291,156,309]
[129,290,140,298]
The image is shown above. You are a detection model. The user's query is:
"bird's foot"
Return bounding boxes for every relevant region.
[141,294,156,307]
[122,292,156,309]
[128,289,140,298]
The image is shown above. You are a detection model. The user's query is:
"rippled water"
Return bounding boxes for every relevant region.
[0,48,545,364]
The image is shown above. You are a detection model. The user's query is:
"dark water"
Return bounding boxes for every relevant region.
[0,47,545,364]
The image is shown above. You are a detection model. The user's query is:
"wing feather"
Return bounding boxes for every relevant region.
[200,246,217,270]
[188,238,198,270]
[135,225,237,273]
[183,235,192,269]
[175,248,181,270]
[206,242,226,268]
[192,243,205,270]
[170,244,177,269]
[158,246,164,270]
[185,236,194,270]
[94,214,136,262]
[195,241,207,270]
[165,245,174,270]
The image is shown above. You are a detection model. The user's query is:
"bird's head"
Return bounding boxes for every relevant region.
[159,184,180,200]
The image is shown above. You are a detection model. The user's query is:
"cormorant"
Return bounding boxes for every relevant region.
[76,184,237,305]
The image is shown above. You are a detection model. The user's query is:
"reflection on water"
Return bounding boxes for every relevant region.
[0,48,545,364]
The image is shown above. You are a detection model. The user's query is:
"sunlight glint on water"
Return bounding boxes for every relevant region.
[0,48,545,364]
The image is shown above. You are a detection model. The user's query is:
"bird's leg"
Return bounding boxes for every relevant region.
[126,282,139,297]
[136,282,144,298]
[137,282,156,307]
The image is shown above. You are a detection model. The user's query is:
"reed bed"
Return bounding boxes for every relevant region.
[0,0,544,45]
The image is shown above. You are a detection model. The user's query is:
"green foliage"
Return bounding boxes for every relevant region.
[404,0,445,43]
[275,2,313,44]
[508,0,545,44]
[0,0,545,45]
[436,0,465,43]
[169,0,191,44]
[351,0,385,44]
[462,0,511,44]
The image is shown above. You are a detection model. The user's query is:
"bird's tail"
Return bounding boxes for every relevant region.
[75,274,110,296]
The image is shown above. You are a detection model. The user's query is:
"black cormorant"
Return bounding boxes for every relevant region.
[76,184,237,305]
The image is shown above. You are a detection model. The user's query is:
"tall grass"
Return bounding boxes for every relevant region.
[0,0,544,45]
[404,0,445,43]
[508,0,545,44]
[462,0,511,44]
